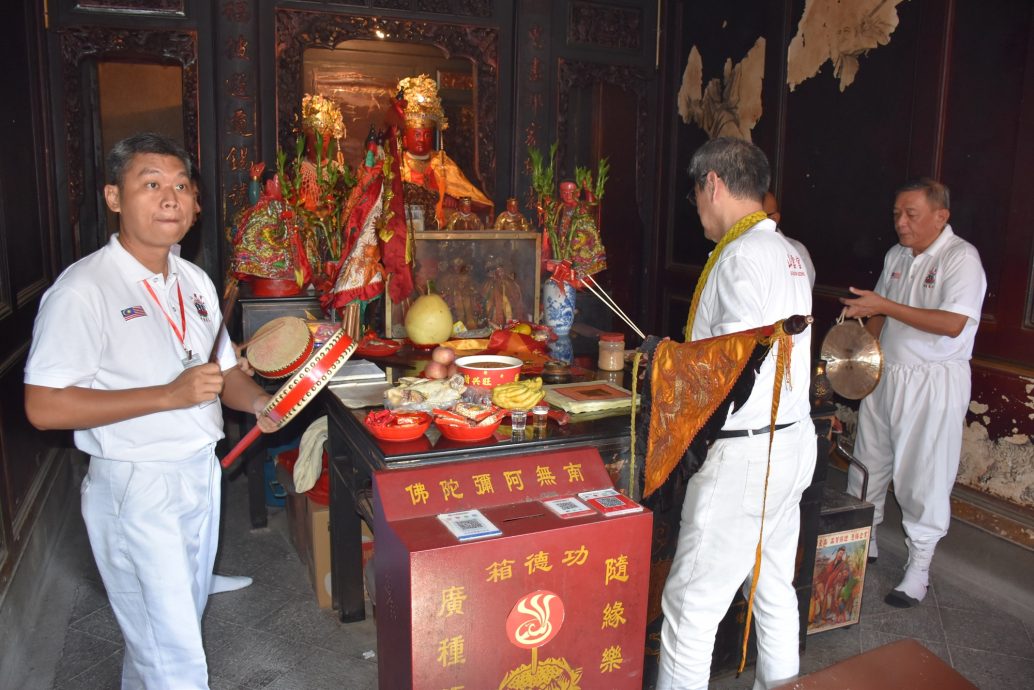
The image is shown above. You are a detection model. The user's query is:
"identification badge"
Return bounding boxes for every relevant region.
[182,350,203,369]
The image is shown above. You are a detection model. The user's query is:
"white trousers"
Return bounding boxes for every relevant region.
[657,419,817,690]
[81,446,220,690]
[848,360,970,549]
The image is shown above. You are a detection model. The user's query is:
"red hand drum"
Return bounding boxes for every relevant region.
[221,328,357,469]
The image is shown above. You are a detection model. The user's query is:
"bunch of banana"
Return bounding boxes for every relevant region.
[491,377,546,410]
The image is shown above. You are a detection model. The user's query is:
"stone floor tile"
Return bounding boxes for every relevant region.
[252,593,378,659]
[69,603,123,645]
[950,646,1034,690]
[940,605,1034,659]
[204,581,298,628]
[52,631,121,688]
[205,627,319,688]
[261,647,379,690]
[54,645,121,690]
[710,668,755,689]
[67,578,110,624]
[800,624,862,675]
[858,604,947,645]
[202,615,248,659]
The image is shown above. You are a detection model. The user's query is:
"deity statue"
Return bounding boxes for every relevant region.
[231,94,351,294]
[325,98,412,337]
[436,257,482,328]
[395,74,493,229]
[444,196,484,230]
[493,197,532,231]
[546,180,607,278]
[483,258,527,326]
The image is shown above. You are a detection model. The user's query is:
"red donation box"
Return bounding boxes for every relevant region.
[373,446,652,689]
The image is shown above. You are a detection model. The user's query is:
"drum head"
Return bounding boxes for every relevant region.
[248,316,314,379]
[819,321,883,400]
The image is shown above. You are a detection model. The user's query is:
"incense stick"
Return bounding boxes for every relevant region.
[582,275,646,339]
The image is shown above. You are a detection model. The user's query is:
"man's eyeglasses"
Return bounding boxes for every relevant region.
[686,174,709,207]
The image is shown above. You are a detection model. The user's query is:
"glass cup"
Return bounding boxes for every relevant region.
[532,404,549,429]
[510,409,527,434]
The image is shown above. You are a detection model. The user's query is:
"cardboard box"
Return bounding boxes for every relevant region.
[287,493,332,608]
[288,492,376,607]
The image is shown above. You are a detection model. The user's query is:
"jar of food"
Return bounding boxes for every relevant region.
[598,332,625,371]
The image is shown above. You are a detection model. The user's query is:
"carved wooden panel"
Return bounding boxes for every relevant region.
[216,0,259,270]
[73,0,185,14]
[57,26,199,239]
[274,8,498,196]
[368,0,493,15]
[556,58,649,207]
[568,1,643,51]
[514,2,553,215]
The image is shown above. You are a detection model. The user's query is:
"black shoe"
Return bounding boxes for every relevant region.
[884,589,921,608]
[867,556,878,564]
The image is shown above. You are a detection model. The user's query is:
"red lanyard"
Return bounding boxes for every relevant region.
[143,280,187,354]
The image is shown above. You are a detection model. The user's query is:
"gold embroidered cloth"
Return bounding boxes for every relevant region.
[643,331,761,498]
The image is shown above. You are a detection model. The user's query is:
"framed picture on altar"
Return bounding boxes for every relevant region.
[384,231,542,339]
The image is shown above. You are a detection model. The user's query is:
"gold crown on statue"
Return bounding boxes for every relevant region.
[396,74,448,131]
[301,93,345,140]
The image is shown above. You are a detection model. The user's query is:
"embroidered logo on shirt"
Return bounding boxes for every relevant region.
[191,294,210,320]
[787,253,805,278]
[923,267,937,288]
[890,271,901,280]
[121,305,147,321]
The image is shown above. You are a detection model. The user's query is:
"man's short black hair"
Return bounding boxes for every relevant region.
[106,132,193,187]
[687,137,770,203]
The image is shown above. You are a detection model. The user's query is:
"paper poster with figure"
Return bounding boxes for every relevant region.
[808,526,870,633]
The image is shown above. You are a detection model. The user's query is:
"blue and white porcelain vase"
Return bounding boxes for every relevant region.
[549,335,574,364]
[542,279,576,336]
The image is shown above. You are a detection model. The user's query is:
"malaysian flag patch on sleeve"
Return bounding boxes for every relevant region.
[121,305,147,321]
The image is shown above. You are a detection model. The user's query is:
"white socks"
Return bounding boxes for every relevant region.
[210,574,253,594]
[887,539,933,606]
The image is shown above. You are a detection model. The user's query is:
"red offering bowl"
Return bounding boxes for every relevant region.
[356,336,402,358]
[434,417,503,442]
[364,412,431,442]
[455,355,523,389]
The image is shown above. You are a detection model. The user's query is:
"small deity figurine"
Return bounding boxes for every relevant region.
[546,180,607,278]
[445,196,484,230]
[230,169,299,290]
[493,197,532,231]
[436,257,482,328]
[396,74,493,227]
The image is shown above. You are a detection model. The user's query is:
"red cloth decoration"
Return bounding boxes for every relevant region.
[380,133,414,303]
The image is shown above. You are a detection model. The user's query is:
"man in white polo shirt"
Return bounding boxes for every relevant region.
[657,138,816,690]
[842,178,985,608]
[24,132,276,688]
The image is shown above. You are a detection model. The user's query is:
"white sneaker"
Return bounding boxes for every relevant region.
[210,574,253,594]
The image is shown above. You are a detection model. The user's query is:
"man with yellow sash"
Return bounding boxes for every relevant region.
[656,137,815,690]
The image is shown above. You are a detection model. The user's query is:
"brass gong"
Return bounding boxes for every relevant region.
[819,319,883,399]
